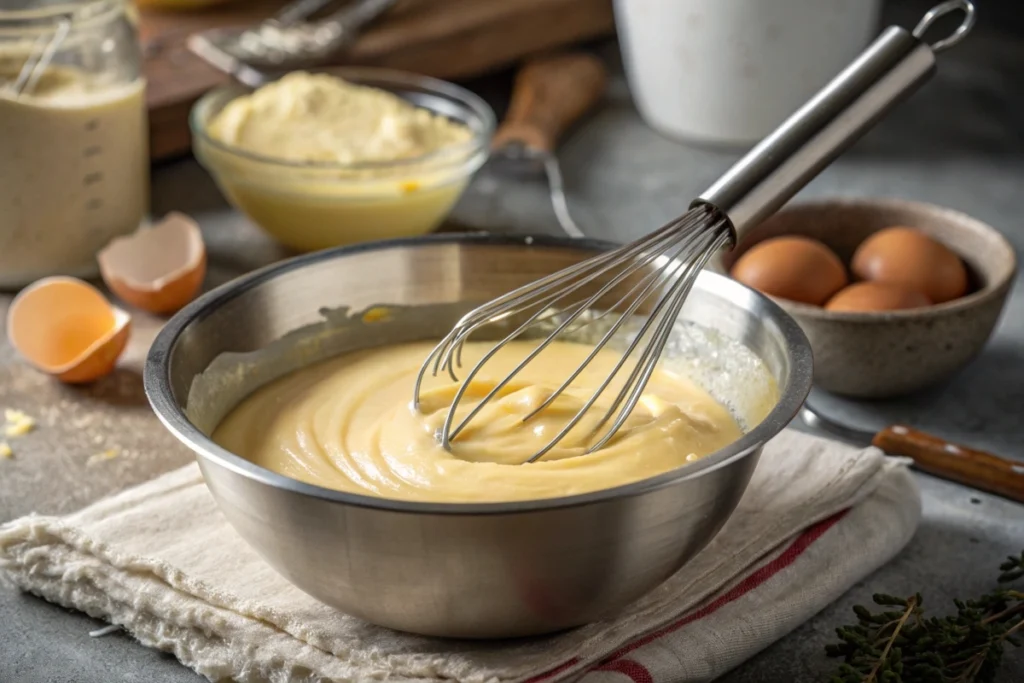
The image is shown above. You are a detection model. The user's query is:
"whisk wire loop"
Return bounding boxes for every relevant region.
[587,226,731,453]
[414,214,695,399]
[440,211,710,443]
[426,249,627,383]
[519,213,713,422]
[520,219,728,462]
[442,227,691,446]
[414,205,732,461]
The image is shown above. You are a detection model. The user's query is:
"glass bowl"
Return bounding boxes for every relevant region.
[190,68,495,252]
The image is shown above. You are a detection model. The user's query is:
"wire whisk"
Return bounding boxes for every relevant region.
[414,0,975,463]
[414,206,731,462]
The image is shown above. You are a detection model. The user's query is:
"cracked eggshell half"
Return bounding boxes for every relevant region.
[98,212,207,315]
[6,277,131,383]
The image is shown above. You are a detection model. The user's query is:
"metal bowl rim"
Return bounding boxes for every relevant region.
[144,232,812,516]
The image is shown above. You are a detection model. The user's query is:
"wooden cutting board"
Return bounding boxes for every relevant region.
[141,0,615,161]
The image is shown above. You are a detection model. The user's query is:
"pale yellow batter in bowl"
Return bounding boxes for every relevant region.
[191,70,494,252]
[213,340,743,503]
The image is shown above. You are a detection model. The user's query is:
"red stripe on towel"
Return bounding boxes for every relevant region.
[530,509,848,682]
[525,658,581,682]
[592,658,654,683]
[605,510,849,661]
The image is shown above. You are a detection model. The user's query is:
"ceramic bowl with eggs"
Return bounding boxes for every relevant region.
[715,198,1016,398]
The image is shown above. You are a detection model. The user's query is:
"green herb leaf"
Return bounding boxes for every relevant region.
[825,550,1024,682]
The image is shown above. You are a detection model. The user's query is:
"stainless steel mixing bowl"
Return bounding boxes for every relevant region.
[144,234,812,639]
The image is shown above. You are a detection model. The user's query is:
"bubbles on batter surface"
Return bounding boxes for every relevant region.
[660,320,778,432]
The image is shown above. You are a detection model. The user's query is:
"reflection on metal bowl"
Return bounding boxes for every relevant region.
[144,234,812,638]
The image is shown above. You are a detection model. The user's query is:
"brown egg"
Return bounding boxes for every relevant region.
[730,236,848,305]
[825,281,932,312]
[851,226,968,304]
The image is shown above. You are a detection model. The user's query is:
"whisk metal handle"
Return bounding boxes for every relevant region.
[695,0,975,243]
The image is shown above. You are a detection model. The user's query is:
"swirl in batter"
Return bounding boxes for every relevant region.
[212,340,743,503]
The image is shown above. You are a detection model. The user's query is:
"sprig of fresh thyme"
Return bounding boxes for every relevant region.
[826,551,1024,683]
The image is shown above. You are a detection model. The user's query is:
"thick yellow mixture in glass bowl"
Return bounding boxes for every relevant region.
[192,70,494,252]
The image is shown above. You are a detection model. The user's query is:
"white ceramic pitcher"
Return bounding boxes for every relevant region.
[615,0,883,145]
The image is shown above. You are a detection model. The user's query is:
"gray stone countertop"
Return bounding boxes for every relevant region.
[2,5,1024,683]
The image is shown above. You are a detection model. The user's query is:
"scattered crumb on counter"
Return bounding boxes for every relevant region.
[0,442,11,459]
[5,409,31,423]
[3,409,35,437]
[87,449,119,465]
[5,421,34,437]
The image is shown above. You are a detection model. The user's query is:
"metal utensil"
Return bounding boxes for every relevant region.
[5,13,71,96]
[486,52,609,239]
[800,403,1024,504]
[188,0,396,88]
[145,234,812,638]
[415,0,977,463]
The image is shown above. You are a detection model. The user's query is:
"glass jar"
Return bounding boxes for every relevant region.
[0,0,148,289]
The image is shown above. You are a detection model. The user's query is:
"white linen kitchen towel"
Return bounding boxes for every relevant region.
[0,429,920,683]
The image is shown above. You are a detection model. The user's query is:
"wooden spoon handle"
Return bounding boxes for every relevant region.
[492,51,608,153]
[872,425,1024,503]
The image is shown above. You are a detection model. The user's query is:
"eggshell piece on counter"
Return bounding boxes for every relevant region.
[98,212,206,315]
[730,236,848,305]
[6,277,131,384]
[851,226,968,304]
[825,281,932,312]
